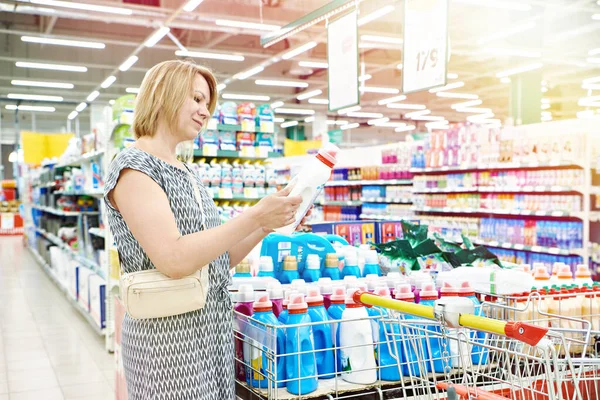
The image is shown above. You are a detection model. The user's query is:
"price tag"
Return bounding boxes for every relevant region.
[202,145,218,157]
[240,147,256,158]
[256,146,270,158]
[218,188,233,199]
[441,166,449,171]
[488,241,499,247]
[548,247,561,255]
[535,211,546,216]
[244,188,259,199]
[531,246,542,253]
[523,186,534,192]
[514,244,525,250]
[521,210,531,215]
[502,242,512,249]
[551,186,562,192]
[534,186,545,192]
[551,211,564,217]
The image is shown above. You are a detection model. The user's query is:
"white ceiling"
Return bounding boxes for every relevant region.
[0,0,599,145]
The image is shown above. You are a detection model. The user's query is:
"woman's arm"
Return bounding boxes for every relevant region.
[112,169,299,279]
[229,228,268,268]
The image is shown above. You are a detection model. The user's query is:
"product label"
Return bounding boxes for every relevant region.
[290,184,324,231]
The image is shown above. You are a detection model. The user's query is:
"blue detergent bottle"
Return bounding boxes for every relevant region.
[323,253,342,280]
[248,293,286,388]
[303,254,322,283]
[233,258,252,278]
[257,256,275,278]
[341,249,361,279]
[362,250,381,277]
[280,256,300,284]
[419,283,447,373]
[458,281,488,365]
[393,284,424,377]
[369,287,402,381]
[327,286,346,374]
[306,287,336,379]
[285,294,318,395]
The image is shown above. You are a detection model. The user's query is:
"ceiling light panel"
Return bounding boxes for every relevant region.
[145,27,170,47]
[455,107,493,113]
[270,101,284,109]
[367,117,390,125]
[308,98,329,105]
[68,111,78,120]
[29,0,133,15]
[387,103,427,110]
[357,5,395,26]
[86,91,99,102]
[298,61,328,69]
[281,120,299,128]
[234,66,264,80]
[7,93,63,102]
[304,116,315,123]
[378,95,407,105]
[75,102,87,112]
[183,0,204,12]
[175,50,244,61]
[126,87,140,94]
[119,56,138,72]
[281,42,317,60]
[360,86,400,94]
[429,81,465,93]
[436,92,479,100]
[11,79,73,89]
[411,115,446,121]
[16,61,87,72]
[222,93,270,101]
[346,112,384,118]
[405,110,431,118]
[100,76,116,89]
[341,122,360,130]
[395,125,416,132]
[215,19,280,31]
[274,108,315,115]
[255,79,309,88]
[297,89,322,100]
[5,105,55,112]
[21,35,105,49]
[451,99,482,109]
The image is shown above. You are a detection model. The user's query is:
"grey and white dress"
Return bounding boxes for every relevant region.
[104,147,235,400]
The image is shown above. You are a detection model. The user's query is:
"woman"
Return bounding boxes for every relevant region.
[104,59,304,399]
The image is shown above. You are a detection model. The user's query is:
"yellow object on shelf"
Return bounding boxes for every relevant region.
[21,131,74,165]
[109,247,121,281]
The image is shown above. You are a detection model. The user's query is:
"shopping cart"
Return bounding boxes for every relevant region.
[233,290,600,400]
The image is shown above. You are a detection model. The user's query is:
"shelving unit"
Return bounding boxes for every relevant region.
[89,227,106,238]
[361,197,413,204]
[409,159,584,174]
[411,206,593,220]
[31,204,99,217]
[413,185,584,194]
[55,189,104,197]
[325,179,412,187]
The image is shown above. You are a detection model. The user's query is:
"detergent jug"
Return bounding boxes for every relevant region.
[369,287,402,381]
[280,256,300,284]
[323,253,342,280]
[306,287,335,379]
[394,284,424,377]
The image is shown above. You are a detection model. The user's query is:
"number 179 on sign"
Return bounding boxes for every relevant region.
[415,47,438,72]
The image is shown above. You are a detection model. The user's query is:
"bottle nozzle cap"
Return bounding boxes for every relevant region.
[253,293,273,310]
[374,286,391,298]
[557,265,573,280]
[420,282,438,298]
[394,284,415,300]
[330,285,346,301]
[259,256,274,272]
[287,294,308,311]
[576,264,592,278]
[306,287,324,304]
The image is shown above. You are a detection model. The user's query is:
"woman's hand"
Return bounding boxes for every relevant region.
[251,186,302,232]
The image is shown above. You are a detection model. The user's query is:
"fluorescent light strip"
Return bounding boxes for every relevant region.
[347,112,383,119]
[29,0,132,15]
[455,107,493,113]
[119,56,138,72]
[222,93,270,101]
[541,111,552,117]
[215,19,280,31]
[378,95,407,105]
[183,0,204,12]
[341,123,359,130]
[100,76,116,89]
[68,111,78,120]
[496,62,544,78]
[411,115,446,121]
[16,61,86,72]
[304,116,315,123]
[429,81,465,93]
[338,105,361,114]
[274,108,315,115]
[387,103,427,110]
[281,121,299,128]
[7,93,63,102]
[368,117,390,125]
[500,77,512,84]
[454,0,532,11]
[588,57,600,64]
[274,117,285,123]
[234,66,264,80]
[405,110,431,118]
[255,79,308,88]
[271,101,284,109]
[583,83,600,90]
[5,105,55,112]
[145,27,170,48]
[217,83,226,92]
[426,122,450,130]
[21,35,105,49]
[175,50,244,61]
[86,91,99,102]
[281,42,317,60]
[447,73,459,79]
[588,48,600,56]
[298,61,328,69]
[583,76,600,85]
[436,92,479,100]
[360,86,400,94]
[308,98,329,105]
[359,74,372,82]
[358,5,395,26]
[477,22,536,45]
[484,48,540,58]
[326,120,348,126]
[541,103,551,110]
[541,98,551,104]
[11,79,73,89]
[297,89,322,100]
[378,122,407,128]
[75,102,87,112]
[395,125,416,133]
[451,99,482,109]
[360,35,402,44]
[126,87,140,94]
[109,100,115,105]
[467,113,495,122]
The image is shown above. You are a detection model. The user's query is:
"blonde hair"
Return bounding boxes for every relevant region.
[133,59,218,139]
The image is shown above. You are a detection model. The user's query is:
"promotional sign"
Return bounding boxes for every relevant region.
[328,10,359,112]
[402,0,449,93]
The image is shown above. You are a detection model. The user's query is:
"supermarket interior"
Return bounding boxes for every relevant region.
[2,0,600,399]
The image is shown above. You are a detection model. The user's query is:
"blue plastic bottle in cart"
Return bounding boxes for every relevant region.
[419,283,448,373]
[303,254,322,283]
[369,287,402,381]
[341,249,361,279]
[248,294,286,388]
[327,286,347,373]
[323,254,342,280]
[394,284,425,377]
[306,287,335,379]
[285,294,318,395]
[362,250,381,277]
[458,282,488,365]
[257,256,275,278]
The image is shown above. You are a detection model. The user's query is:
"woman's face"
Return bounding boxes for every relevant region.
[177,73,211,141]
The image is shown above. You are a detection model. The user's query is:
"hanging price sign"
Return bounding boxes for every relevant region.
[402,0,449,93]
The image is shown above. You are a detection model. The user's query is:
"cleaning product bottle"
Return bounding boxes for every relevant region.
[458,282,488,365]
[440,283,469,369]
[285,294,318,395]
[248,293,286,388]
[267,282,284,317]
[257,256,275,278]
[275,143,339,235]
[280,256,300,284]
[323,253,342,280]
[436,266,534,295]
[317,277,333,309]
[394,284,423,377]
[303,254,321,283]
[327,286,346,373]
[341,248,361,279]
[370,287,402,381]
[556,265,574,287]
[234,285,255,381]
[306,287,335,379]
[362,250,381,277]
[550,262,565,286]
[574,264,593,287]
[533,265,551,287]
[419,283,447,373]
[278,290,297,325]
[291,279,307,295]
[339,288,377,384]
[233,259,252,278]
[343,275,359,290]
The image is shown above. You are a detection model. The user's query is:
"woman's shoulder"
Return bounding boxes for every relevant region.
[105,147,164,187]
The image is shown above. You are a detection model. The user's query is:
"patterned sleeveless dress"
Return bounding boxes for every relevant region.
[104,147,235,400]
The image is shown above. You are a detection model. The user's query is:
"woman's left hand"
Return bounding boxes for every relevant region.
[295,206,313,232]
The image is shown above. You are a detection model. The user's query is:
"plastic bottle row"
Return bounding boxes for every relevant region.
[324,186,362,202]
[479,218,583,249]
[193,160,279,197]
[362,185,412,200]
[331,165,412,182]
[361,204,414,218]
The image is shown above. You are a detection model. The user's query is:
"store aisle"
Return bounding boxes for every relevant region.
[0,237,115,400]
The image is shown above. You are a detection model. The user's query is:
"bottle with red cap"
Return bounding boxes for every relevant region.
[278,289,298,325]
[248,293,285,388]
[327,285,346,373]
[574,264,593,287]
[394,284,424,377]
[306,287,335,379]
[339,288,377,384]
[285,294,318,395]
[419,283,448,373]
[370,287,402,381]
[266,282,284,318]
[317,277,334,309]
[458,281,488,365]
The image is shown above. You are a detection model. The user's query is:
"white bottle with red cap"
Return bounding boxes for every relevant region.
[574,264,593,287]
[339,288,377,384]
[275,143,339,235]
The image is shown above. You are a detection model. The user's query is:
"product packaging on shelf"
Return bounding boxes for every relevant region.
[220,101,239,125]
[237,102,256,133]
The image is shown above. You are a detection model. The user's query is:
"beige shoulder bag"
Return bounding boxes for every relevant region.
[119,166,210,320]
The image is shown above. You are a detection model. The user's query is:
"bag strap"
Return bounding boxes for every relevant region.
[184,165,206,230]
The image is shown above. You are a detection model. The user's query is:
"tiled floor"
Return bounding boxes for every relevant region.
[0,237,115,400]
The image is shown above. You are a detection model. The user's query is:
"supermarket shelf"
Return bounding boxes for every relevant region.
[26,245,105,336]
[414,186,584,194]
[193,149,281,160]
[55,189,104,197]
[36,228,105,279]
[55,150,105,169]
[410,160,583,174]
[212,195,263,201]
[89,227,106,238]
[316,200,362,206]
[359,214,411,221]
[325,179,412,187]
[31,204,99,217]
[412,206,587,219]
[361,197,413,204]
[435,235,584,257]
